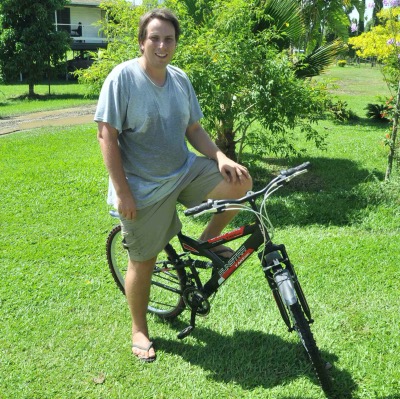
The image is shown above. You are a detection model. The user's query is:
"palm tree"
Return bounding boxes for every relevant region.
[259,0,347,78]
[351,0,366,33]
[294,40,346,78]
[296,0,356,50]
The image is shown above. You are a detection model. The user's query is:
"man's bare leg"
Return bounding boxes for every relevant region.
[125,257,157,359]
[200,177,252,247]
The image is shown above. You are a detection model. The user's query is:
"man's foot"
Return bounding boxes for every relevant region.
[132,341,156,363]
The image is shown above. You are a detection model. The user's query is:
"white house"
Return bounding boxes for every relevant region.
[55,0,107,51]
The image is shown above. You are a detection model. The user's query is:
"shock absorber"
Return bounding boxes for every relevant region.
[274,268,297,306]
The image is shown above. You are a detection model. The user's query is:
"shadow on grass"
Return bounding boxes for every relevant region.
[156,324,355,399]
[253,155,386,227]
[186,153,389,230]
[10,93,96,101]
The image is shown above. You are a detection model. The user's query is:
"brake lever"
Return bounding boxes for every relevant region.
[284,169,308,182]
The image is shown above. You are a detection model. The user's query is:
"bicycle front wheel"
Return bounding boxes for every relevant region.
[106,226,186,320]
[288,302,332,392]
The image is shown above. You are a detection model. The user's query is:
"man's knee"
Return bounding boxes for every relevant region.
[207,175,252,200]
[237,175,253,198]
[242,175,253,193]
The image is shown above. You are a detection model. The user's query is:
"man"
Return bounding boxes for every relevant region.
[95,8,252,362]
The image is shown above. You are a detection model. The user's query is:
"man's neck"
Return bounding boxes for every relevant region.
[138,57,167,87]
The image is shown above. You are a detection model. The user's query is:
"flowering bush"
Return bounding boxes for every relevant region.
[337,60,347,67]
[348,4,400,179]
[349,7,400,65]
[383,0,400,6]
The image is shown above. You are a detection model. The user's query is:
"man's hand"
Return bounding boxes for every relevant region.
[217,154,251,184]
[185,122,250,184]
[116,192,137,220]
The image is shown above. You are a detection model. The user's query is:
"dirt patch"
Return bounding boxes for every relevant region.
[0,104,97,135]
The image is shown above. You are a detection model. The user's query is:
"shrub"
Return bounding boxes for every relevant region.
[328,99,358,122]
[365,103,390,122]
[337,59,347,67]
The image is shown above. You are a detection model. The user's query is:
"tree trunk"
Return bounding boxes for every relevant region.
[28,82,35,98]
[216,125,237,162]
[359,3,365,33]
[385,79,400,181]
[372,0,383,27]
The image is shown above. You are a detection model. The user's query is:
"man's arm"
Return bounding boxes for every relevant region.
[185,121,250,184]
[97,122,137,219]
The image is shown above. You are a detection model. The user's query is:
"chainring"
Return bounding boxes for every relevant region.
[182,287,210,316]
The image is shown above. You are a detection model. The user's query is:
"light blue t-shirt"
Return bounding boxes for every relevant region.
[94,59,203,209]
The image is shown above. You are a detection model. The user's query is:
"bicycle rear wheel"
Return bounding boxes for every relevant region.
[106,225,126,294]
[106,225,186,320]
[288,302,332,392]
[148,241,187,319]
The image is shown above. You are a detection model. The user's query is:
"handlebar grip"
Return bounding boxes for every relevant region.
[184,199,214,216]
[281,162,310,177]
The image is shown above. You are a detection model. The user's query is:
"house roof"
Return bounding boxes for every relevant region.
[69,0,103,6]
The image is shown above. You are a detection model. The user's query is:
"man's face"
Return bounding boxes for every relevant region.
[140,18,176,69]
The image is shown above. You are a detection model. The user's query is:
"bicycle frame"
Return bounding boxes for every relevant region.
[106,162,332,392]
[174,196,313,334]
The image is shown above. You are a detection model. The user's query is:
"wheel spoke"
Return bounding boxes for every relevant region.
[106,230,187,320]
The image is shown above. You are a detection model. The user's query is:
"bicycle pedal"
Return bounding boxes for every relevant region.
[177,325,194,340]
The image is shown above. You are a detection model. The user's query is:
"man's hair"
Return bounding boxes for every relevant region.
[138,8,180,45]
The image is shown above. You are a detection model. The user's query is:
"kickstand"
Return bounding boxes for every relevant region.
[177,307,197,339]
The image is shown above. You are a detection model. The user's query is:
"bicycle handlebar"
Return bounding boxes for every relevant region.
[184,162,311,217]
[184,199,216,216]
[280,161,310,177]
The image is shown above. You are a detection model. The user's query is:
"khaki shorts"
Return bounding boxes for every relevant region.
[120,156,223,261]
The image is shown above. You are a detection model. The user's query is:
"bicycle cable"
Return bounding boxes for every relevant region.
[223,195,274,262]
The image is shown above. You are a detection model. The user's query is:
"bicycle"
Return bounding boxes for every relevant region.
[106,162,332,392]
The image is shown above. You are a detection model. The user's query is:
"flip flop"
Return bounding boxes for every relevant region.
[132,341,156,363]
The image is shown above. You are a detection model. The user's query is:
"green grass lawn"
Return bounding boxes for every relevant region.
[0,66,399,399]
[318,64,392,116]
[0,80,97,118]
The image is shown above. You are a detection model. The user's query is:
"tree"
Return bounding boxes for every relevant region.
[170,0,330,160]
[352,0,366,33]
[0,0,71,97]
[372,0,384,27]
[77,0,145,95]
[79,0,334,161]
[349,4,400,180]
[296,0,356,51]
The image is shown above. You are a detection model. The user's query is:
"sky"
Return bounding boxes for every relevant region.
[349,0,400,22]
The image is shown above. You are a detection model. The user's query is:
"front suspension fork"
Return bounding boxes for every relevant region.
[259,244,313,330]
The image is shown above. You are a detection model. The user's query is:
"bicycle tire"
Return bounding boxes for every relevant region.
[147,241,187,319]
[288,301,332,392]
[106,225,126,294]
[106,225,186,320]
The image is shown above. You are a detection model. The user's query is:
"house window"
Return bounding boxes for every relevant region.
[56,8,71,33]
